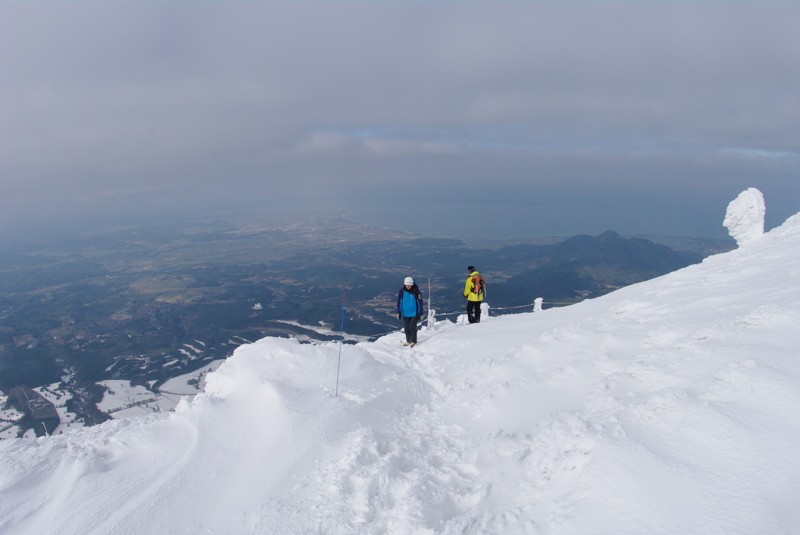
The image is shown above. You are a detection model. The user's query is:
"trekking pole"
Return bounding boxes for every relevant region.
[335,291,346,397]
[427,277,432,328]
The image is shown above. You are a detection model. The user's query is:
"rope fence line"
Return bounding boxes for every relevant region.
[437,299,576,315]
[492,301,577,310]
[362,299,579,339]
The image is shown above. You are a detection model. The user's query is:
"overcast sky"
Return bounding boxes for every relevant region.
[1,1,798,240]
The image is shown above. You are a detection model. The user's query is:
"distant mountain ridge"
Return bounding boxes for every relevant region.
[477,230,704,306]
[549,230,701,283]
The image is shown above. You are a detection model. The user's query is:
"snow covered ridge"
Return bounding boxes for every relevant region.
[2,191,800,534]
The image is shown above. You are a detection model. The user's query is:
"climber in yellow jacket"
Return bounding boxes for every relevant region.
[463,266,485,323]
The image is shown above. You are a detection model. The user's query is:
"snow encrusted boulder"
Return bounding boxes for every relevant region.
[723,187,766,246]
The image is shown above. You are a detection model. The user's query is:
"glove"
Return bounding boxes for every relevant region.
[397,313,402,320]
[418,315,423,321]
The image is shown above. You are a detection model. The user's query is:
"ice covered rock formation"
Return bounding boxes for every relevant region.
[723,187,765,246]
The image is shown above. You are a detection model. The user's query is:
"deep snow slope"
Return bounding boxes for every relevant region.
[1,213,800,535]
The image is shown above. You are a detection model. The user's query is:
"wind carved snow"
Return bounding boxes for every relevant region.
[724,187,766,247]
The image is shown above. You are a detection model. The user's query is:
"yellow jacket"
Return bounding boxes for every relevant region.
[464,271,485,302]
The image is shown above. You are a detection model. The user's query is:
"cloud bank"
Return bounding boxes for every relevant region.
[1,2,798,238]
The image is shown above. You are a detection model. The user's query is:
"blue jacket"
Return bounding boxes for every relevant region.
[397,284,424,318]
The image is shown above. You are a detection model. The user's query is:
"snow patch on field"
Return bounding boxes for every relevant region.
[159,360,225,396]
[97,381,177,417]
[96,361,227,419]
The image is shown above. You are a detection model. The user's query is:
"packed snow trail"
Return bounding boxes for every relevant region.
[2,211,800,533]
